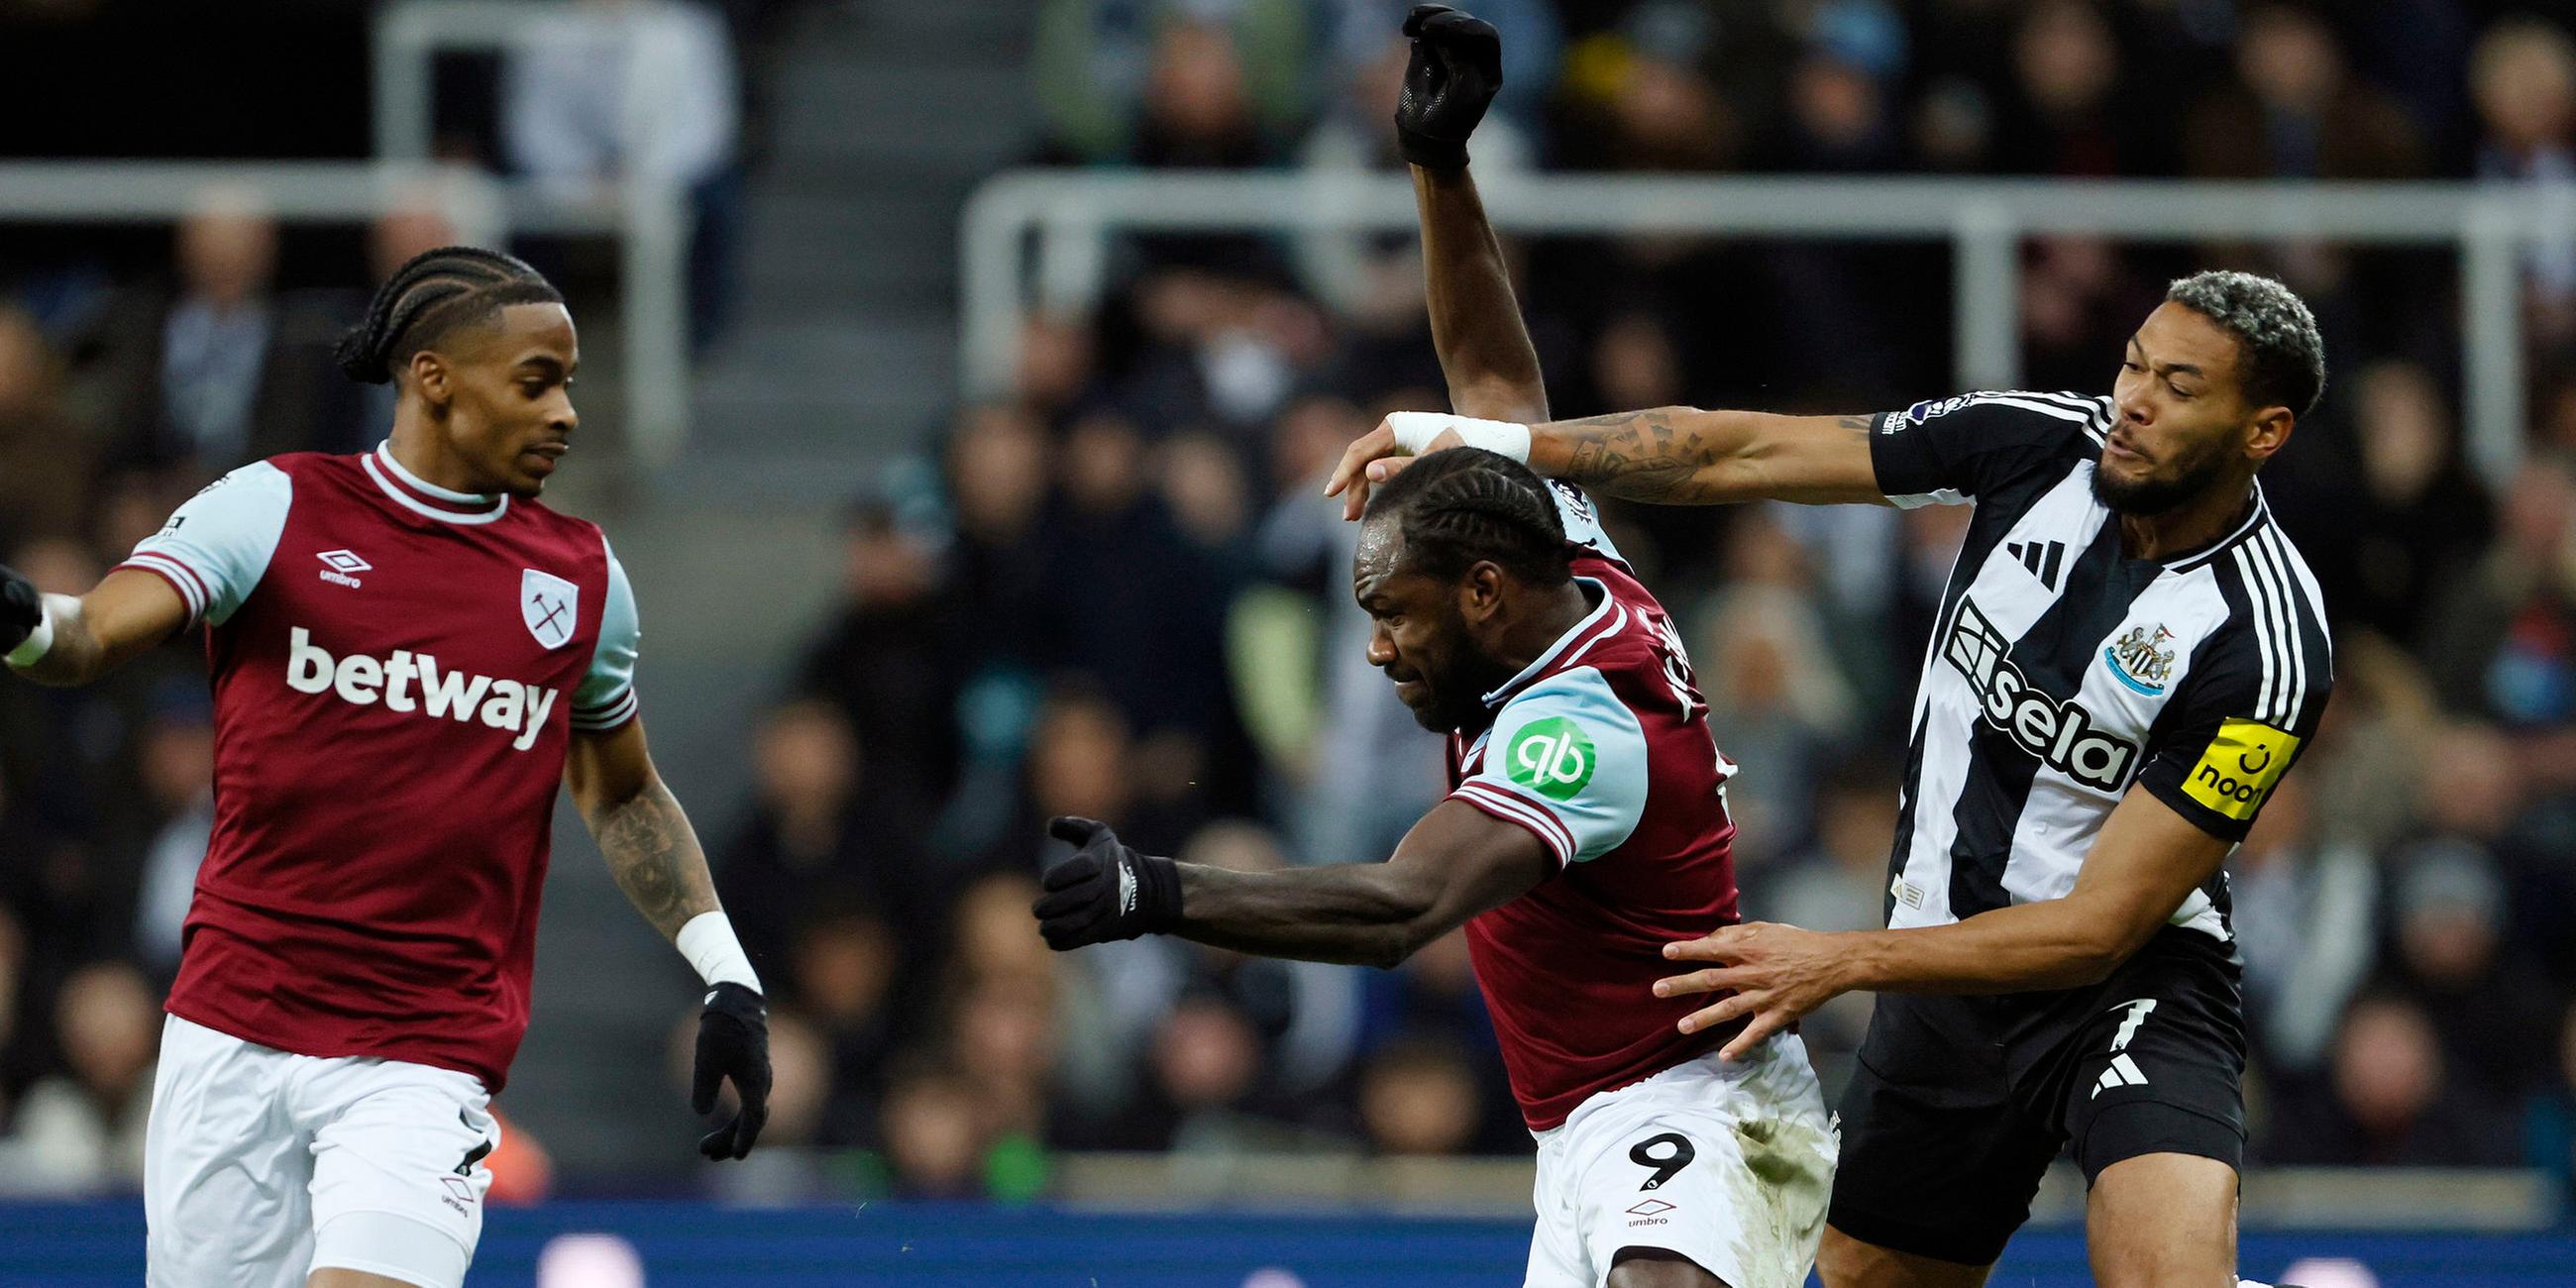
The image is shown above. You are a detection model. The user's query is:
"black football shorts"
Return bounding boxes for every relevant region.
[1824,926,2249,1267]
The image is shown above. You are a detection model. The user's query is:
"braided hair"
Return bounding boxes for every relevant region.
[1363,447,1573,588]
[333,246,563,385]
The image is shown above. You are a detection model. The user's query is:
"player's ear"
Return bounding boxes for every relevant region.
[2245,405,2294,462]
[1459,561,1506,622]
[409,350,452,408]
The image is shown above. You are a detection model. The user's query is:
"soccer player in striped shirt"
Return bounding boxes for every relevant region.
[1330,16,2332,1288]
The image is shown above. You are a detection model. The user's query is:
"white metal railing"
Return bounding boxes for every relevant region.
[375,0,692,466]
[962,172,2576,489]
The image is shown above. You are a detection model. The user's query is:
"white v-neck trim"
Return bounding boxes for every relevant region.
[1481,579,1623,708]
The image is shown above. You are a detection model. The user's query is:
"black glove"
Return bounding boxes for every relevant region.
[0,565,40,658]
[1395,4,1503,170]
[1033,815,1183,949]
[690,982,771,1160]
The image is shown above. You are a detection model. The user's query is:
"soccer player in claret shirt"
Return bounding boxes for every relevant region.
[1027,13,1837,1288]
[1335,10,2335,1288]
[0,248,771,1288]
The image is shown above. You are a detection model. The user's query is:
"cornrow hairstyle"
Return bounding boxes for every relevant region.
[1364,447,1573,588]
[333,246,563,385]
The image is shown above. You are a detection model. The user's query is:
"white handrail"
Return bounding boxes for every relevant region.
[374,0,692,467]
[962,171,2575,488]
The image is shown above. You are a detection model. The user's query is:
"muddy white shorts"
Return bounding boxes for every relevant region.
[145,1014,498,1288]
[1524,1033,1839,1288]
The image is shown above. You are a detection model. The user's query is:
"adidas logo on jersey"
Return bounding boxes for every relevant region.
[1945,597,2138,789]
[284,627,560,751]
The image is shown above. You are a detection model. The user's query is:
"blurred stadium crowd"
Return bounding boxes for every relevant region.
[3,0,2576,1207]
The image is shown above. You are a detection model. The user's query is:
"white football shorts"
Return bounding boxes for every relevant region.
[145,1014,498,1288]
[1524,1032,1839,1288]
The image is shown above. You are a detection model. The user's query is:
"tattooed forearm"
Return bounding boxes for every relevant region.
[589,779,720,939]
[1539,407,1885,506]
[1553,407,1732,502]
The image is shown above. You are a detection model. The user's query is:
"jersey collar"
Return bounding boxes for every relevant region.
[2157,482,2270,573]
[1481,578,1624,710]
[364,442,510,525]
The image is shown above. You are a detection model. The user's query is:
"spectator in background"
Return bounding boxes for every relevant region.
[502,0,743,347]
[2380,835,2560,1105]
[2184,4,2427,179]
[878,1057,990,1198]
[1357,1035,1482,1156]
[713,699,932,985]
[82,186,360,487]
[1685,509,1859,871]
[1753,758,1898,1101]
[795,501,963,820]
[2313,361,2493,650]
[788,899,901,1147]
[2263,994,2522,1166]
[1033,412,1246,811]
[2230,775,2378,1078]
[2425,454,2576,728]
[0,961,157,1196]
[1554,4,1742,172]
[1030,0,1311,165]
[944,403,1054,662]
[120,684,217,986]
[1013,312,1101,429]
[1101,992,1298,1154]
[1254,395,1449,870]
[2469,18,2576,345]
[1999,0,2152,177]
[0,307,96,544]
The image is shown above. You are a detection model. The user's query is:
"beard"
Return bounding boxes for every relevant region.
[2091,437,2233,516]
[1397,630,1518,734]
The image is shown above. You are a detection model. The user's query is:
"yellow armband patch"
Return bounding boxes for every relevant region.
[2182,718,2301,821]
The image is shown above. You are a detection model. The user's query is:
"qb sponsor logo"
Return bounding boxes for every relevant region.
[1945,597,2138,789]
[2182,717,2300,821]
[284,627,561,751]
[1506,716,1595,801]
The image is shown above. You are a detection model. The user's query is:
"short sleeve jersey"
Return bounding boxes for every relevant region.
[1446,483,1748,1130]
[117,444,641,1091]
[1865,391,2332,941]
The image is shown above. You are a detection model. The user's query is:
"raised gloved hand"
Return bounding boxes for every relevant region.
[1395,5,1504,170]
[690,982,771,1160]
[0,565,42,659]
[1032,815,1183,949]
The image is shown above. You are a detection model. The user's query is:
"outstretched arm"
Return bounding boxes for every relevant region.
[1532,406,1887,506]
[6,567,190,688]
[1653,787,2232,1060]
[1394,5,1541,425]
[1330,405,1888,517]
[1415,163,1547,425]
[1035,802,1555,969]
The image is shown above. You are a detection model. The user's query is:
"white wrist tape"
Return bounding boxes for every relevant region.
[5,594,66,670]
[677,911,762,993]
[1384,411,1532,464]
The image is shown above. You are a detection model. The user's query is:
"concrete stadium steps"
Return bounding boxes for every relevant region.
[678,0,1040,485]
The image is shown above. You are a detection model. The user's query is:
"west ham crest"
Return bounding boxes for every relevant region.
[522,569,579,649]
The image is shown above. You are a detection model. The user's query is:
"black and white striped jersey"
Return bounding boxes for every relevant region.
[1868,391,2332,943]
